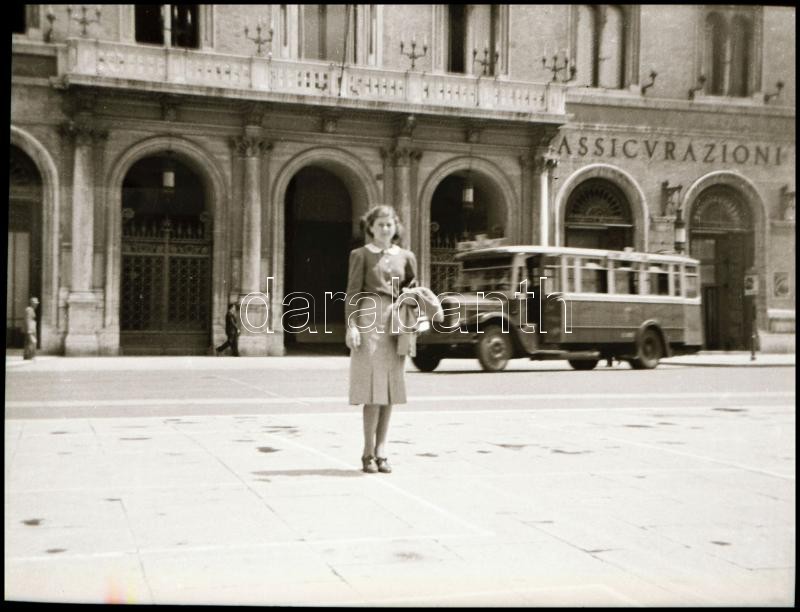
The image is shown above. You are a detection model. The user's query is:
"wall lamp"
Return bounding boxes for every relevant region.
[67,5,102,38]
[244,18,274,57]
[673,208,687,254]
[688,75,706,100]
[764,81,784,104]
[641,70,657,96]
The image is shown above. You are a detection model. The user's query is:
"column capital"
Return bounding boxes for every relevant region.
[230,136,272,158]
[389,147,422,167]
[60,121,108,145]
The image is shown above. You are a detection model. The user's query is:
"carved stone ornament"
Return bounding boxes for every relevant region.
[660,181,684,217]
[241,103,264,127]
[160,96,179,122]
[780,185,795,222]
[60,121,108,145]
[396,114,417,137]
[391,147,422,166]
[540,147,559,170]
[230,136,271,158]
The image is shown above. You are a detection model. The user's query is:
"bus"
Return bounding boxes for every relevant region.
[413,245,702,372]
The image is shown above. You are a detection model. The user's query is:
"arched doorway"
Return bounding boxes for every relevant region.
[689,185,754,350]
[283,166,353,352]
[564,178,633,250]
[119,154,213,354]
[429,172,506,294]
[8,145,42,348]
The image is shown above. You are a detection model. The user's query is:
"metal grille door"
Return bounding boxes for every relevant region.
[120,216,211,354]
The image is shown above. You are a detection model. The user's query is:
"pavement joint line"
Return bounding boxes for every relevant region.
[208,373,286,399]
[5,391,794,409]
[6,533,489,564]
[6,403,794,424]
[526,421,795,481]
[260,430,495,538]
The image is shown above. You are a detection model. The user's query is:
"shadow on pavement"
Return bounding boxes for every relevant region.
[251,469,363,478]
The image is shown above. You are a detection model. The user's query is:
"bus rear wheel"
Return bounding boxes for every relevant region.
[568,359,599,370]
[476,325,512,372]
[630,329,663,369]
[412,351,442,372]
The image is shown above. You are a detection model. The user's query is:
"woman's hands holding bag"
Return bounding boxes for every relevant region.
[345,326,361,350]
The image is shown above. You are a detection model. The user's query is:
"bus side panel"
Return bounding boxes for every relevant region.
[543,298,693,346]
[542,297,641,345]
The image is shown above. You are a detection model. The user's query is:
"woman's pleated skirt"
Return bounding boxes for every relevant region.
[348,293,407,405]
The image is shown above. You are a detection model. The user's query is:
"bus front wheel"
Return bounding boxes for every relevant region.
[476,325,512,372]
[630,329,663,370]
[568,359,599,370]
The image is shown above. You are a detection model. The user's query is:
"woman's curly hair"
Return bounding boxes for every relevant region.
[360,204,404,244]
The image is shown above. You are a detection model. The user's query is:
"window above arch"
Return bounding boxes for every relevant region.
[133,5,201,49]
[571,5,639,90]
[698,6,762,99]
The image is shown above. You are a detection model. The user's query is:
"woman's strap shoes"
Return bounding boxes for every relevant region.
[375,457,392,474]
[361,456,378,473]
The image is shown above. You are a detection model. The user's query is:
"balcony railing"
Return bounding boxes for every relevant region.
[60,38,566,118]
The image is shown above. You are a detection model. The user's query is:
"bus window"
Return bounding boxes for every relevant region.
[613,261,638,294]
[458,256,514,292]
[648,263,670,296]
[565,257,579,292]
[685,265,699,298]
[542,256,561,292]
[581,258,608,293]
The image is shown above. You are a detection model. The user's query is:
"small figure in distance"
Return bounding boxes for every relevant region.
[215,302,240,356]
[23,297,39,360]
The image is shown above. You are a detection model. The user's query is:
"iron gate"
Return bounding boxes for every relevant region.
[120,213,212,354]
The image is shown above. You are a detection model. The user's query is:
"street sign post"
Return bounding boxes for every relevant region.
[744,272,758,361]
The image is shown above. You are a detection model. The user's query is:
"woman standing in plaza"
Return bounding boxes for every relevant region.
[345,205,417,474]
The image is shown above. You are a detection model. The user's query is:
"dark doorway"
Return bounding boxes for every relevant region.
[120,154,212,354]
[7,146,43,348]
[690,185,754,350]
[284,166,352,352]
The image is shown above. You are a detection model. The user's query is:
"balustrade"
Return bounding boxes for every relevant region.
[64,38,565,116]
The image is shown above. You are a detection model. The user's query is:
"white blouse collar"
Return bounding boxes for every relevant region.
[365,243,400,254]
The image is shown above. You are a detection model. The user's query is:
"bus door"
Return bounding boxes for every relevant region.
[516,254,542,352]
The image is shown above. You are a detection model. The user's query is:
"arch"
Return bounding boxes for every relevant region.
[10,125,61,351]
[554,163,648,251]
[269,146,381,349]
[105,135,230,352]
[682,170,766,234]
[417,156,518,286]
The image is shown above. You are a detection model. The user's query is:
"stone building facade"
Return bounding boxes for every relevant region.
[9,5,795,355]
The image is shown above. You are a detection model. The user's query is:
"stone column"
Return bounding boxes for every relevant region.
[62,121,105,355]
[519,154,535,243]
[231,133,272,356]
[390,145,422,250]
[537,150,559,246]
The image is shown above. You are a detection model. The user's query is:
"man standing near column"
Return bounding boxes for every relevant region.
[23,297,39,360]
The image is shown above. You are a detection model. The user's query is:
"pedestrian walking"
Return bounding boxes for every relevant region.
[345,205,417,474]
[215,303,240,356]
[23,297,39,360]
